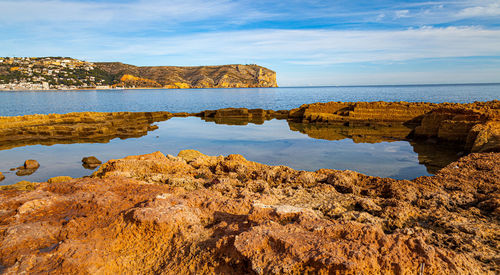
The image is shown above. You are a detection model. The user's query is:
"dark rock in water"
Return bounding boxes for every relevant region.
[9,168,16,171]
[82,163,100,170]
[0,172,4,182]
[16,168,38,176]
[24,160,40,169]
[82,156,102,165]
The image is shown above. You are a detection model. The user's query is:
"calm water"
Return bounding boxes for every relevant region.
[0,118,461,185]
[0,84,497,185]
[1,84,499,116]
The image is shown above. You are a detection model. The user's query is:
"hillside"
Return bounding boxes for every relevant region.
[95,62,278,89]
[0,57,278,90]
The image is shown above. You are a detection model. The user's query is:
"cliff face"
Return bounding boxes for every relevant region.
[95,62,278,89]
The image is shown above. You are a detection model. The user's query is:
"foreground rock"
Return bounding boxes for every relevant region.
[0,150,498,274]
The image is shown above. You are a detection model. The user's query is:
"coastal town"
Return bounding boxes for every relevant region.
[0,57,113,90]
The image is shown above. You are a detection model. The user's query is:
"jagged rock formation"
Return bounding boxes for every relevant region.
[288,101,500,153]
[0,111,172,150]
[95,62,278,89]
[0,150,498,274]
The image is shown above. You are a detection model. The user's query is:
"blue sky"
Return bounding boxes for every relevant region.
[1,0,500,86]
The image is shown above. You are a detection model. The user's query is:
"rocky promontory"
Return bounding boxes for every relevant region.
[0,57,277,90]
[95,62,278,89]
[0,150,498,274]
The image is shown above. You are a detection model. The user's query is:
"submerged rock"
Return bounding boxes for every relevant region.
[15,168,38,177]
[0,151,498,274]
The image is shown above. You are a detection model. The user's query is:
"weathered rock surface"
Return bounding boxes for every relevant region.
[95,63,278,89]
[23,159,39,169]
[0,151,498,274]
[289,101,500,152]
[0,172,4,182]
[47,176,72,184]
[0,111,172,150]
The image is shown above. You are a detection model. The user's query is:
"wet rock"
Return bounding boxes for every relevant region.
[82,156,102,165]
[0,172,4,182]
[24,160,40,169]
[82,157,102,170]
[15,168,38,177]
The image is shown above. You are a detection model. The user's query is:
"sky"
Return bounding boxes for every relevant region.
[1,0,500,86]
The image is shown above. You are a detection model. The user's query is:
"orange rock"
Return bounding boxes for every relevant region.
[0,151,498,274]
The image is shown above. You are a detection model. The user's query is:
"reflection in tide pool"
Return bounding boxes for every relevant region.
[0,117,461,185]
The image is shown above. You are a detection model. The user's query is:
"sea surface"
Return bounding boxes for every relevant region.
[0,84,498,185]
[1,84,499,116]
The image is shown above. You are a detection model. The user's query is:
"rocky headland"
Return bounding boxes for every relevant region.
[0,149,498,274]
[95,62,278,89]
[0,57,277,90]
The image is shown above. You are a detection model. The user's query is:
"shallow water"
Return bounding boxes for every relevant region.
[1,84,499,116]
[0,117,462,185]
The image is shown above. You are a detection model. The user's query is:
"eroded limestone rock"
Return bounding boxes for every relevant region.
[0,151,498,274]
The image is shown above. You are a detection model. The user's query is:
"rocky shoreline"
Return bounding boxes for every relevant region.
[0,149,498,273]
[0,101,498,273]
[1,100,498,152]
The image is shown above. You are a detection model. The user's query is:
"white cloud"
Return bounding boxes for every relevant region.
[457,1,500,18]
[76,26,500,66]
[395,10,410,19]
[0,0,266,26]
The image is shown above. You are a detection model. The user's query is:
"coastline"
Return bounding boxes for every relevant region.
[0,149,498,273]
[2,100,498,152]
[0,100,498,273]
[0,86,281,92]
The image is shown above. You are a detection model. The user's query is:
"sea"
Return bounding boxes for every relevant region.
[0,84,499,185]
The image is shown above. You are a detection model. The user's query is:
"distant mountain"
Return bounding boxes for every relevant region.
[95,62,278,89]
[0,57,277,90]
